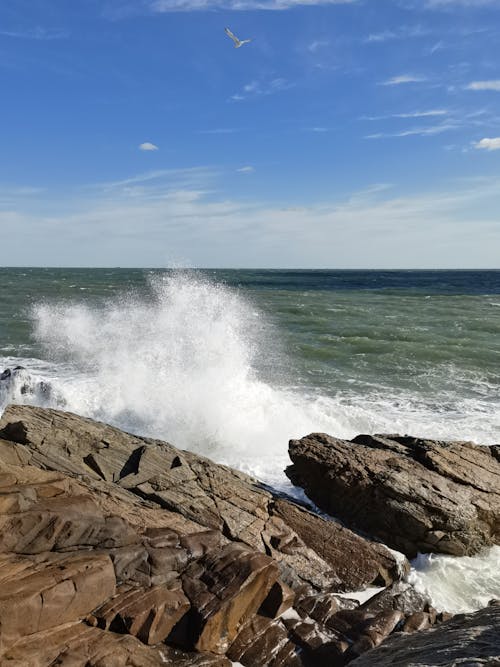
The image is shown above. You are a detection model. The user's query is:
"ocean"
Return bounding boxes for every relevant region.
[1,267,500,612]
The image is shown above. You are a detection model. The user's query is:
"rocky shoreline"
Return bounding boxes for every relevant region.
[0,404,498,665]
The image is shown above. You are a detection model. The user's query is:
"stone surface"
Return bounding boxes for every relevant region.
[348,609,405,657]
[227,615,304,667]
[359,582,430,617]
[287,432,500,557]
[0,551,116,651]
[0,405,458,666]
[0,405,401,590]
[3,623,232,666]
[350,604,500,666]
[259,579,296,618]
[91,584,191,644]
[181,543,280,654]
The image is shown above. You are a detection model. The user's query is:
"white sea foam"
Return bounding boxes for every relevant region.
[0,271,499,613]
[408,547,500,613]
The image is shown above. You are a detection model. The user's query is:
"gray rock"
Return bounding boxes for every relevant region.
[0,405,402,592]
[287,432,500,558]
[350,604,500,666]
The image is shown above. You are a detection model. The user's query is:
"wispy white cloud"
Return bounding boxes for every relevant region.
[380,74,427,86]
[95,167,216,193]
[427,40,445,55]
[0,185,47,207]
[199,128,241,134]
[366,122,459,139]
[366,25,430,43]
[363,106,500,144]
[363,110,449,121]
[395,110,448,118]
[139,142,159,151]
[237,165,255,173]
[366,30,397,43]
[0,27,68,40]
[230,77,291,101]
[151,0,356,10]
[425,0,500,7]
[474,137,500,151]
[466,80,500,91]
[307,40,330,53]
[4,172,500,267]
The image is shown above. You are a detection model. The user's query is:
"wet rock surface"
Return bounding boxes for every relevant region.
[0,405,495,665]
[287,432,500,558]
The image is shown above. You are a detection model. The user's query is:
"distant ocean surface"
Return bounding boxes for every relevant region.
[1,267,500,612]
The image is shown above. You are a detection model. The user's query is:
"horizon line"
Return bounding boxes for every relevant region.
[1,266,500,272]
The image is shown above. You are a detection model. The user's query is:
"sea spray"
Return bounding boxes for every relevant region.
[30,271,344,486]
[0,270,497,483]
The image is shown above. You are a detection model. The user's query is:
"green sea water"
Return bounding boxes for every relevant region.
[1,268,499,437]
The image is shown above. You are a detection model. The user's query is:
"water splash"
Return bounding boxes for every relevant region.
[29,272,343,486]
[408,547,500,613]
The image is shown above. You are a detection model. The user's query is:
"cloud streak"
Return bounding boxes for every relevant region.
[425,0,500,7]
[151,0,356,10]
[467,80,500,91]
[0,27,68,40]
[366,25,430,43]
[380,75,427,86]
[366,122,459,139]
[363,110,449,121]
[230,77,291,101]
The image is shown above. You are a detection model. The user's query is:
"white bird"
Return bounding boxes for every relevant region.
[225,27,252,49]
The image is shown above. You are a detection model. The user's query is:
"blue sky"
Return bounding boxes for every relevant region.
[1,0,500,267]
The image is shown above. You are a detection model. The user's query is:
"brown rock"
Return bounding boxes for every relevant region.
[181,543,280,654]
[402,611,431,633]
[349,609,404,658]
[3,623,231,666]
[227,615,304,666]
[283,615,350,666]
[0,405,430,666]
[0,552,116,651]
[295,592,358,626]
[287,432,500,557]
[272,498,403,590]
[359,581,430,616]
[259,579,296,618]
[325,608,374,637]
[0,405,402,592]
[92,584,190,644]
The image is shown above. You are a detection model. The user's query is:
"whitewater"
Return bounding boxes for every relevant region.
[1,270,499,614]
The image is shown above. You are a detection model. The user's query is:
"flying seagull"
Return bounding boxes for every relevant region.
[225,27,252,49]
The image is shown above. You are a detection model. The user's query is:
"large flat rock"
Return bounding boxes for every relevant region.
[287,432,500,558]
[0,405,402,591]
